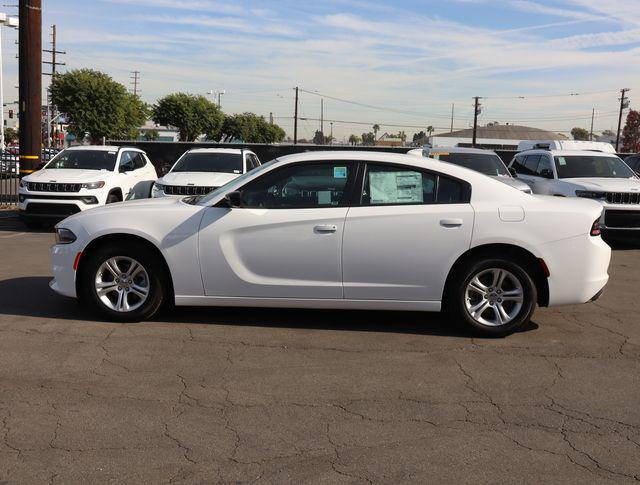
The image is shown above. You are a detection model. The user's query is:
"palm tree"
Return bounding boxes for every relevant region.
[372,124,380,144]
[348,134,360,146]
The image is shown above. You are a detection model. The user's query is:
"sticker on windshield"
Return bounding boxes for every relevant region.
[334,166,347,178]
[557,157,566,166]
[108,151,117,155]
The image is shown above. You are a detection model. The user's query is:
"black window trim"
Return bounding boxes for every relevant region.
[231,159,361,210]
[351,161,471,207]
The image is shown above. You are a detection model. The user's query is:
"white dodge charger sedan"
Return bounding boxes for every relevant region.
[50,151,611,336]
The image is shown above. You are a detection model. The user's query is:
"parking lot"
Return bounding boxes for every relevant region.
[0,211,639,484]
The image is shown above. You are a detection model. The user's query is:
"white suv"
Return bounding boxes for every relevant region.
[19,145,157,226]
[508,149,640,232]
[152,148,261,197]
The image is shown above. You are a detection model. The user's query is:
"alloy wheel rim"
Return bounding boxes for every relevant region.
[464,268,524,327]
[95,256,150,313]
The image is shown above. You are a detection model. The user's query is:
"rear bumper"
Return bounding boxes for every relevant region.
[541,234,611,306]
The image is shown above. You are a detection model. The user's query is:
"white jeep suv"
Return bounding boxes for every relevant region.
[152,148,261,197]
[19,145,157,226]
[508,148,640,233]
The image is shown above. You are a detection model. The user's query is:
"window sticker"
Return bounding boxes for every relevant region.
[334,166,347,178]
[318,190,332,205]
[557,157,567,166]
[108,151,117,155]
[370,171,423,204]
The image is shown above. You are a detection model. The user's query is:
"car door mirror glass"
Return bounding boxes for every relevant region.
[508,167,517,177]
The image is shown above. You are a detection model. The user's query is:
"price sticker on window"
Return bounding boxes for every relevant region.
[334,166,347,178]
[558,157,567,166]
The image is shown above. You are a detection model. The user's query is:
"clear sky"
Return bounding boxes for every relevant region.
[2,0,639,141]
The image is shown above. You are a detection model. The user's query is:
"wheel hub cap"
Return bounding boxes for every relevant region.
[95,256,150,313]
[464,268,524,327]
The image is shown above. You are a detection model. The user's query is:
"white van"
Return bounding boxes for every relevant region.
[516,140,616,153]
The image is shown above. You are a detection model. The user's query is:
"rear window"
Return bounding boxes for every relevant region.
[429,152,509,176]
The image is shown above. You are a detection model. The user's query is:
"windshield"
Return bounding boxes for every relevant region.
[172,152,243,174]
[428,152,509,176]
[554,155,636,179]
[45,150,117,171]
[196,158,278,205]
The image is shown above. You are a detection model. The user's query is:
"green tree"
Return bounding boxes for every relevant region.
[372,124,380,142]
[622,110,640,153]
[50,69,148,143]
[143,129,160,141]
[571,127,590,141]
[152,93,223,142]
[219,112,286,143]
[348,134,361,145]
[362,132,375,145]
[4,127,18,144]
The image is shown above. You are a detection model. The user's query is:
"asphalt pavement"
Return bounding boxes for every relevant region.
[0,212,639,484]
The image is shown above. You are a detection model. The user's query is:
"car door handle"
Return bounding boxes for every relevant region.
[440,219,463,227]
[314,224,337,233]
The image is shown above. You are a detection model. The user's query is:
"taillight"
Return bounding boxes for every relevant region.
[590,218,601,237]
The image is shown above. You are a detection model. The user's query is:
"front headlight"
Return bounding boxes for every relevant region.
[19,178,27,188]
[575,190,606,199]
[55,227,77,245]
[152,183,165,193]
[81,181,105,190]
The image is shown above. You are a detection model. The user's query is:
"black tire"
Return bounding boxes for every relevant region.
[79,242,166,322]
[106,192,121,204]
[446,257,537,337]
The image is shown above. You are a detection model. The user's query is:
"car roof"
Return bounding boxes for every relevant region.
[185,148,246,154]
[275,150,494,181]
[65,145,144,153]
[425,146,498,155]
[518,149,620,157]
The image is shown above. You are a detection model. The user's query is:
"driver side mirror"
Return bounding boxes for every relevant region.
[224,191,243,208]
[508,167,518,177]
[540,168,553,179]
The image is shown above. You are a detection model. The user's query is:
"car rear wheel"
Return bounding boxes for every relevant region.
[447,258,537,337]
[80,243,165,322]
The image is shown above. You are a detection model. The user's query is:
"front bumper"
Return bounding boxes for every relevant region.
[50,240,82,298]
[18,190,103,220]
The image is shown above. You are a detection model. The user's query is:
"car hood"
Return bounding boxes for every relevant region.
[561,177,640,192]
[492,175,531,192]
[24,168,112,183]
[160,171,239,187]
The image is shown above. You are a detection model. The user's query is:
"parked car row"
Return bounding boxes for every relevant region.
[47,147,615,337]
[408,141,640,235]
[17,146,260,226]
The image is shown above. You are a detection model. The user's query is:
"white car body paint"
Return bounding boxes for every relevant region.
[509,149,640,231]
[18,145,157,219]
[152,148,260,198]
[50,151,611,315]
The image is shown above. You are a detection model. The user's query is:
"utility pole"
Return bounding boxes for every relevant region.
[450,103,454,133]
[589,108,595,141]
[0,14,19,150]
[293,86,298,145]
[615,88,630,152]
[472,96,482,148]
[320,98,324,145]
[43,24,65,148]
[18,0,42,176]
[269,112,273,124]
[130,70,140,96]
[330,122,333,144]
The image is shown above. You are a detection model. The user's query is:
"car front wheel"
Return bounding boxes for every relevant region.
[448,258,537,337]
[80,243,166,322]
